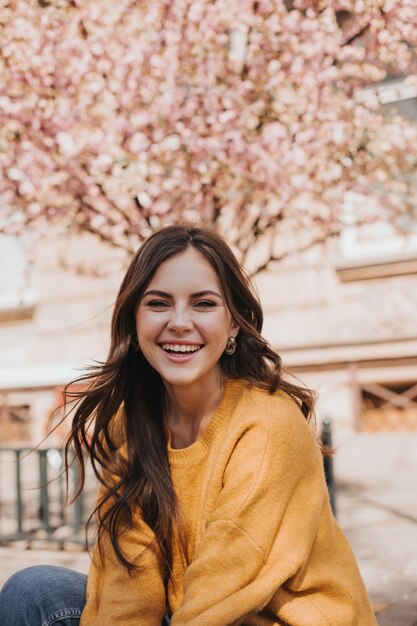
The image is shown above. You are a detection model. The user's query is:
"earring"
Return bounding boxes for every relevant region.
[224,336,237,356]
[131,334,139,351]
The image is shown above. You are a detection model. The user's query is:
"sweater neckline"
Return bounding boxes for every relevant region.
[166,378,244,465]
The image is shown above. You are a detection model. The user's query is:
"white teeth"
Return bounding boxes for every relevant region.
[161,343,201,353]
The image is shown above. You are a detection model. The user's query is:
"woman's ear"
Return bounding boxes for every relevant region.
[229,320,240,338]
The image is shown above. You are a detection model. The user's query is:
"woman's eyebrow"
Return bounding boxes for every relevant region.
[191,290,223,298]
[142,289,172,298]
[142,289,223,298]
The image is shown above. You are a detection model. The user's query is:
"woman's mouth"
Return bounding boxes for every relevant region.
[160,343,203,356]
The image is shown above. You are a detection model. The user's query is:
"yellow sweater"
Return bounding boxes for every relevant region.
[81,379,377,626]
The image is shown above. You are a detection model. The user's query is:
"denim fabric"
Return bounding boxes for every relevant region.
[0,565,86,626]
[0,565,172,626]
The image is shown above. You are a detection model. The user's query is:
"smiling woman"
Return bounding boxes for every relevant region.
[136,248,238,416]
[0,225,377,626]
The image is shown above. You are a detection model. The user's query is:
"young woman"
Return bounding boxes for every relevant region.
[0,224,377,625]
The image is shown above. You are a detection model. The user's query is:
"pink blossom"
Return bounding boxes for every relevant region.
[0,0,416,271]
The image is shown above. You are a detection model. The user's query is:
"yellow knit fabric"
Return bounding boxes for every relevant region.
[81,379,377,626]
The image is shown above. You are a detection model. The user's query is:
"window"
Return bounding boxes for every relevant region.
[339,192,417,262]
[361,381,417,432]
[336,191,417,281]
[0,401,31,443]
[335,76,417,280]
[0,234,37,321]
[373,77,417,122]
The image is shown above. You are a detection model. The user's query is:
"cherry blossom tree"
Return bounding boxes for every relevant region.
[1,0,417,272]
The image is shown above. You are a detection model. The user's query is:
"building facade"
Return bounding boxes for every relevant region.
[1,218,416,449]
[0,231,126,446]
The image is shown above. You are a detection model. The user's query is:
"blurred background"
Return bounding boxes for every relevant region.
[1,1,417,624]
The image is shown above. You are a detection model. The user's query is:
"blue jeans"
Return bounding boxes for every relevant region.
[0,565,172,625]
[0,565,86,625]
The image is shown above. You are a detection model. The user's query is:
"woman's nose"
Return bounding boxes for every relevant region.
[166,306,192,331]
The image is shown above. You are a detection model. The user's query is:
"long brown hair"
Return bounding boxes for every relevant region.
[64,224,315,576]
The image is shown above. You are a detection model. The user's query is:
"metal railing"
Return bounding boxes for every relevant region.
[1,426,337,546]
[321,418,337,516]
[0,447,97,547]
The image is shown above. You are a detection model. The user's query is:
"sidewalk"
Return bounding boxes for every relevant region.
[1,431,416,625]
[336,431,417,625]
[0,544,90,586]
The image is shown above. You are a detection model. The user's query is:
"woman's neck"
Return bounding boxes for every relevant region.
[164,370,225,448]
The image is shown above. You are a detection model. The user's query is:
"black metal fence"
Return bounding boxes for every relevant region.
[321,418,337,516]
[0,447,97,547]
[1,421,337,547]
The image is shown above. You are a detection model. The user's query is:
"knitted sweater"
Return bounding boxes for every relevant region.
[80,379,377,626]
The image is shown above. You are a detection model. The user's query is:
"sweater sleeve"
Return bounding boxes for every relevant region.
[80,488,167,626]
[170,394,376,626]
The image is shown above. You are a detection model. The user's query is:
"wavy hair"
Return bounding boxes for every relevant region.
[64,224,315,576]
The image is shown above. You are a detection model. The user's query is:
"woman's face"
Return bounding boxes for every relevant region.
[135,247,239,392]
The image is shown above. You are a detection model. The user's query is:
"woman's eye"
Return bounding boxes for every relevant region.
[195,300,216,308]
[147,300,169,308]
